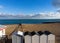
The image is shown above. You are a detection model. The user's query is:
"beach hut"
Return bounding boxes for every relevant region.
[16,34,23,43]
[31,31,39,43]
[12,31,17,43]
[48,33,55,43]
[24,31,31,43]
[39,32,47,43]
[12,34,17,43]
[12,31,23,43]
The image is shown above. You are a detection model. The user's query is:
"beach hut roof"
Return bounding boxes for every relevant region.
[30,31,36,36]
[24,31,29,36]
[44,31,51,35]
[38,31,43,35]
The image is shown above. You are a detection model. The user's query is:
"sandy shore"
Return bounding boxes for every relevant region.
[4,23,60,35]
[3,23,60,43]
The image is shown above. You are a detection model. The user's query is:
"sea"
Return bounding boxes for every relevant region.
[0,19,60,24]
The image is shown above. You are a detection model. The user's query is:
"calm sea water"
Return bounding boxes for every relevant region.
[0,19,60,24]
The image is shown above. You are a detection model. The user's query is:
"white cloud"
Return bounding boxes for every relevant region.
[0,12,60,19]
[28,12,60,19]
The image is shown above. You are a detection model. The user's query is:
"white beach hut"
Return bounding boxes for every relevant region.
[12,34,17,43]
[24,31,31,43]
[31,31,39,43]
[16,34,23,43]
[40,33,47,43]
[48,34,55,43]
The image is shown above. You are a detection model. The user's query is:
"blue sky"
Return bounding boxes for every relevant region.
[0,0,56,15]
